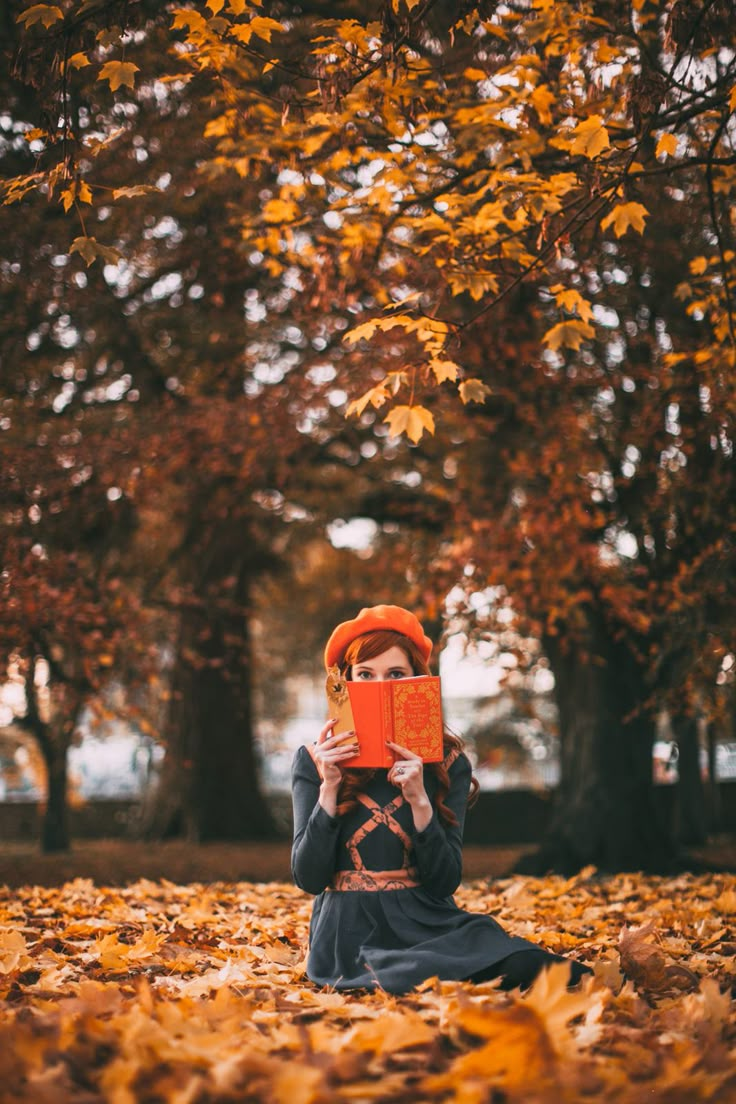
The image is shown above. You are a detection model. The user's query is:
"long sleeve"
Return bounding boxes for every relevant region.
[412,753,471,898]
[290,745,342,895]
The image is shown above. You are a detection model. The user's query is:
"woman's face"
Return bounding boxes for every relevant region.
[350,645,414,682]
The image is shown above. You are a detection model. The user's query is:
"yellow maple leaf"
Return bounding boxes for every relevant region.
[568,114,610,159]
[60,180,92,212]
[384,404,435,443]
[113,185,161,199]
[98,60,140,92]
[520,960,603,1056]
[0,929,32,974]
[16,4,62,28]
[97,928,167,970]
[171,8,209,32]
[346,384,389,417]
[730,85,736,113]
[262,198,300,224]
[655,132,677,159]
[618,922,698,994]
[714,888,736,913]
[68,52,91,69]
[689,255,708,276]
[459,378,491,404]
[543,319,595,351]
[343,313,414,345]
[249,16,285,41]
[426,1002,553,1092]
[600,201,649,237]
[531,83,555,125]
[552,286,594,323]
[430,359,460,384]
[69,236,121,267]
[345,1010,435,1054]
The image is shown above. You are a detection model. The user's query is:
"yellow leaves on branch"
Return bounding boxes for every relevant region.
[600,201,649,238]
[343,312,492,437]
[98,61,140,92]
[343,313,449,357]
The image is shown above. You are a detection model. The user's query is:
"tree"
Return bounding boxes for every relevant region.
[4,0,735,867]
[0,416,141,850]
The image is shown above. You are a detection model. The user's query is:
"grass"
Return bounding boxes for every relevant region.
[0,839,540,888]
[0,836,734,888]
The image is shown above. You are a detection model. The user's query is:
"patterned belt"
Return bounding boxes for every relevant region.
[329,868,420,892]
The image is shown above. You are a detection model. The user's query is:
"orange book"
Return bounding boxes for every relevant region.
[325,667,444,768]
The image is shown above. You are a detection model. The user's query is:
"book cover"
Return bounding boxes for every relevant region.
[325,668,444,768]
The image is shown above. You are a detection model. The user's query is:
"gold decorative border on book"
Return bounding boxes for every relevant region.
[391,679,443,759]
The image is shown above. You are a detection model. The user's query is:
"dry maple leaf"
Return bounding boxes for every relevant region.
[519,960,606,1055]
[619,922,699,995]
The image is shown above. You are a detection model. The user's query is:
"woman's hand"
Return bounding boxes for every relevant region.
[387,742,433,832]
[314,718,359,815]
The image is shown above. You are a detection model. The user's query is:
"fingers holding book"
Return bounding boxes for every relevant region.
[386,742,424,795]
[314,718,360,781]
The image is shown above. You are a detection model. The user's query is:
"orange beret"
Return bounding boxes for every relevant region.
[324,604,433,670]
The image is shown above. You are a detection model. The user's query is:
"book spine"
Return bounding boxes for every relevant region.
[381,682,392,766]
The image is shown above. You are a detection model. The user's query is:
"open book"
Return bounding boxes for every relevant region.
[325,666,444,768]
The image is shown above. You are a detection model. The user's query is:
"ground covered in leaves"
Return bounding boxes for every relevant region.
[1,869,735,1103]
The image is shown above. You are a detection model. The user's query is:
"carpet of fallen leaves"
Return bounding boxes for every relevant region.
[1,870,736,1104]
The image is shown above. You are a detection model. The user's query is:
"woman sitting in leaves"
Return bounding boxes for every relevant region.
[291,604,593,995]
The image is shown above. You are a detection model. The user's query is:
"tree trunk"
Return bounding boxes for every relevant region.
[705,721,721,833]
[142,523,280,841]
[518,611,674,874]
[673,713,708,846]
[25,658,79,853]
[41,738,71,853]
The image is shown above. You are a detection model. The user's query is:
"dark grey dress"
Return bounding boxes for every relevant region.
[290,743,541,994]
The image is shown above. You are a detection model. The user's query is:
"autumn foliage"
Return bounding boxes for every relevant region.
[2,0,735,867]
[1,870,735,1102]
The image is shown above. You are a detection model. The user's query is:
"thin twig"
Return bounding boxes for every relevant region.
[705,111,736,360]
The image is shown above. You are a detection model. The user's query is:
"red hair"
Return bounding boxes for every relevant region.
[335,630,479,824]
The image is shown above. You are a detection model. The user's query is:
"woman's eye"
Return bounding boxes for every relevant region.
[356,670,373,680]
[389,671,409,679]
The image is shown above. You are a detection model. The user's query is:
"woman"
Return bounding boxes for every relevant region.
[291,604,592,994]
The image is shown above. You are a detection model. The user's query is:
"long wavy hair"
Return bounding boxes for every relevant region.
[335,629,479,825]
